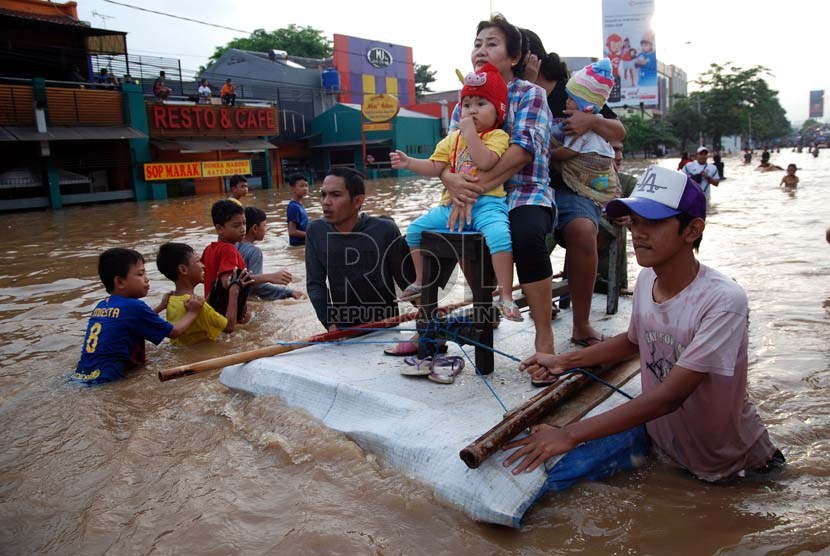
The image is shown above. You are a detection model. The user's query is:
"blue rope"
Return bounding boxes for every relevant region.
[556,367,635,400]
[285,318,634,402]
[457,344,509,413]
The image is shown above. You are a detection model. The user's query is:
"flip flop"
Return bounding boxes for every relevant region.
[570,335,605,348]
[396,284,423,303]
[401,356,434,376]
[496,299,524,322]
[401,355,464,381]
[427,356,465,384]
[384,340,448,357]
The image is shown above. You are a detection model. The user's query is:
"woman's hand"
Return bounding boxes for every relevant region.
[446,203,473,232]
[561,109,597,137]
[442,171,482,206]
[524,53,541,84]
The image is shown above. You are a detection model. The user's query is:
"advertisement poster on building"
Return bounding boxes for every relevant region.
[809,90,824,118]
[602,0,657,108]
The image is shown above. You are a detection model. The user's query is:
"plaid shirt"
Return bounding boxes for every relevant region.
[450,78,553,210]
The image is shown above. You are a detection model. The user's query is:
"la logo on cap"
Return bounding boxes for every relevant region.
[633,166,687,209]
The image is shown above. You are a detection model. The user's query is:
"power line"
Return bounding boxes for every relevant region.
[100,0,251,34]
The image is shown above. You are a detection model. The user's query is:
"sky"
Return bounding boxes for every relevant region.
[77,0,827,125]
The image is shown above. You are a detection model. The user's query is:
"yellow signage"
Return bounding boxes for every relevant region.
[143,160,253,181]
[362,122,393,132]
[144,162,202,181]
[362,94,400,123]
[202,159,252,178]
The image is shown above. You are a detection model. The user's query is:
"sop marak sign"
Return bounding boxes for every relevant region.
[147,104,279,137]
[361,94,400,123]
[143,159,252,181]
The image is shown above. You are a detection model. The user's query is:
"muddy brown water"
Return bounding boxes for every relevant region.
[1,153,829,555]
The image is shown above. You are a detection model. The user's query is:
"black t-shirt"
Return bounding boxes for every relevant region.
[548,81,617,188]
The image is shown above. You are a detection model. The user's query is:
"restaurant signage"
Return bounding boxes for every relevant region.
[147,104,279,137]
[202,160,252,178]
[367,47,393,69]
[362,122,392,132]
[143,159,252,181]
[361,94,399,123]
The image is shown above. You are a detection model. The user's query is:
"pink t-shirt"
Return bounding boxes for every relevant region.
[628,264,775,480]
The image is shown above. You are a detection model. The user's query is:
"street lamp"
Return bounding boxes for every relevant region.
[741,100,754,150]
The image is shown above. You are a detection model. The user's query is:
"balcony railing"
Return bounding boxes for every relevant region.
[0,79,124,127]
[0,84,34,125]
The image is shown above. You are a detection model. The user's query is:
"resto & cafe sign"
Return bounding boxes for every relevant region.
[143,159,252,181]
[147,104,279,137]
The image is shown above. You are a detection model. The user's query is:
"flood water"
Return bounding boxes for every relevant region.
[1,151,829,555]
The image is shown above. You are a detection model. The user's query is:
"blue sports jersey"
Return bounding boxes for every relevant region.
[286,200,308,246]
[73,295,173,385]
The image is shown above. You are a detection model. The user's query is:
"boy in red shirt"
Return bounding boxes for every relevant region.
[201,199,253,322]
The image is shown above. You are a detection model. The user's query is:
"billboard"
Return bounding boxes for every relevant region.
[809,90,824,118]
[333,34,416,107]
[602,0,657,108]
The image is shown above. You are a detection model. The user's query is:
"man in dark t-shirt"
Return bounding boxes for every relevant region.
[305,169,414,330]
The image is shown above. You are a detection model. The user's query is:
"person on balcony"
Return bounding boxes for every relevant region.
[96,68,119,89]
[198,78,212,104]
[153,71,172,100]
[221,78,236,106]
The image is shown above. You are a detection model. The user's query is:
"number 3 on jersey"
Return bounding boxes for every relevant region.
[85,322,102,353]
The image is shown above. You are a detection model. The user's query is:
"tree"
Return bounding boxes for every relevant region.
[666,94,704,151]
[206,25,332,67]
[620,114,678,157]
[694,63,790,149]
[415,63,437,97]
[801,118,822,133]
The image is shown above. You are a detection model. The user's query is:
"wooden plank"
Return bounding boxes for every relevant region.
[542,358,640,428]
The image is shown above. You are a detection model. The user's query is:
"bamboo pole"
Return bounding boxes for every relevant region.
[157,286,521,382]
[158,280,561,382]
[459,363,622,469]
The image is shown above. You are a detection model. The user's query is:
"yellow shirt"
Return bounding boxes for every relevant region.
[166,294,228,346]
[429,128,509,205]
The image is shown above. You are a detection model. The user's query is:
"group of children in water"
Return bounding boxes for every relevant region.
[72,175,309,385]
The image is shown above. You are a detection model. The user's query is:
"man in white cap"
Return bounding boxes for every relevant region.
[503,166,782,481]
[682,146,721,202]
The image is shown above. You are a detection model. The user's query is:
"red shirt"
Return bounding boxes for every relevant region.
[201,241,246,298]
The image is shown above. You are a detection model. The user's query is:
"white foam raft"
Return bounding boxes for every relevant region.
[220,294,648,527]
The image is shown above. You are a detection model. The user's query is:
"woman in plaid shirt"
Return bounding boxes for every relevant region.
[442,14,555,355]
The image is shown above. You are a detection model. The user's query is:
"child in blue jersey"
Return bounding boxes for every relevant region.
[286,173,309,246]
[72,248,203,385]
